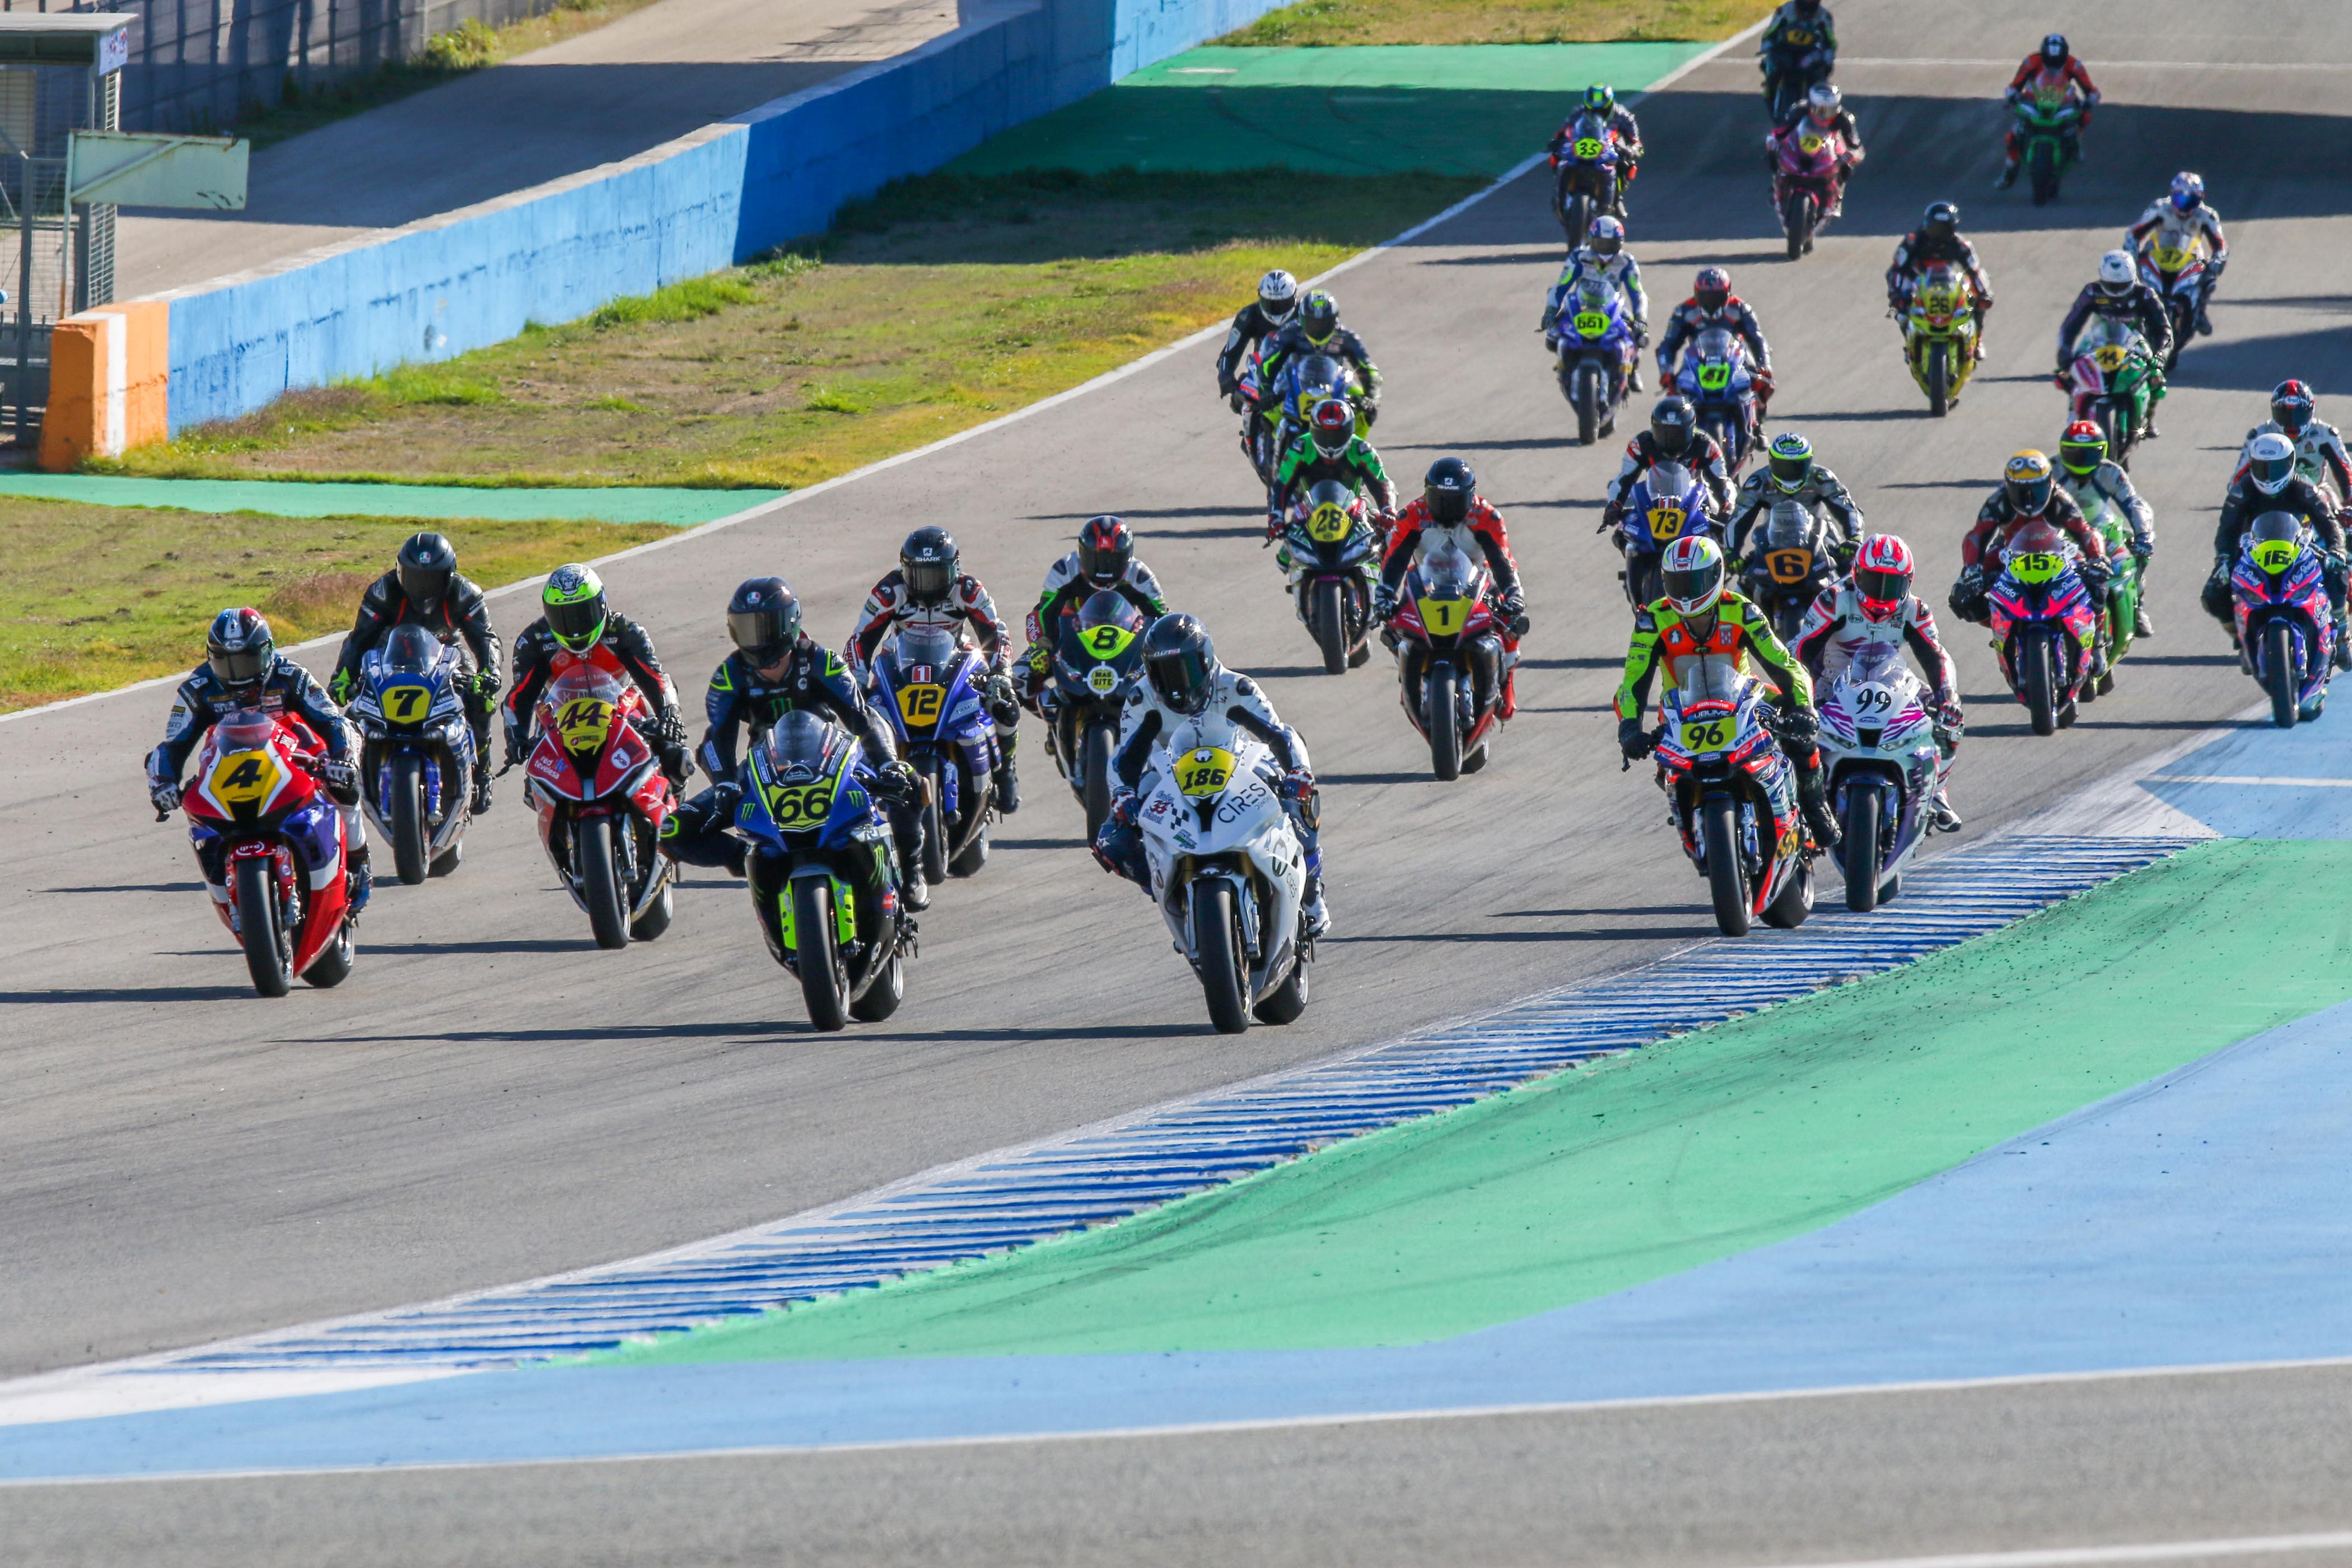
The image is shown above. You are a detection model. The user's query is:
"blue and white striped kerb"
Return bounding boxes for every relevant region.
[150,834,2190,1376]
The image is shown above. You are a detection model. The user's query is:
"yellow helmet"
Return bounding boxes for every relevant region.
[2004,449,2054,512]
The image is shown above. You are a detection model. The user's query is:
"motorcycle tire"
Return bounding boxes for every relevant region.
[387,753,429,885]
[1700,796,1751,937]
[2030,142,2058,206]
[949,824,990,879]
[1928,342,1950,418]
[577,815,631,950]
[235,855,293,997]
[920,762,949,886]
[1842,786,1882,912]
[1761,855,1814,929]
[2024,632,2059,738]
[1314,577,1348,675]
[793,877,850,1032]
[304,921,356,988]
[429,837,464,878]
[1081,721,1117,841]
[2266,620,2300,729]
[1783,190,1810,262]
[2095,402,2122,465]
[850,945,906,1023]
[1575,368,1600,446]
[1565,193,1594,252]
[1254,950,1309,1025]
[631,876,674,941]
[1191,880,1252,1035]
[1427,661,1463,781]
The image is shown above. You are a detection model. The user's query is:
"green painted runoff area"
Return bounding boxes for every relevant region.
[950,43,1709,178]
[0,474,781,525]
[610,838,2352,1365]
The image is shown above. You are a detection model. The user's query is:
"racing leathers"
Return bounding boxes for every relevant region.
[2204,472,2349,642]
[2060,457,2157,636]
[1614,589,1840,847]
[1949,487,2107,625]
[1604,428,1735,526]
[147,655,369,911]
[329,568,501,802]
[2002,55,2098,179]
[2056,278,2173,431]
[1767,111,1864,214]
[1657,293,1774,397]
[1758,2,1837,106]
[1792,578,1963,828]
[1724,462,1861,579]
[1541,245,1649,389]
[845,566,1022,808]
[1548,103,1645,207]
[1254,320,1383,424]
[1378,493,1526,720]
[1269,427,1399,532]
[2127,196,2227,330]
[1216,299,1294,404]
[1094,668,1327,936]
[503,611,688,783]
[2232,418,2352,504]
[1886,227,1994,329]
[1020,553,1169,707]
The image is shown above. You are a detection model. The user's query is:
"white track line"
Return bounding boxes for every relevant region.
[2141,774,2352,788]
[1728,1531,2352,1568]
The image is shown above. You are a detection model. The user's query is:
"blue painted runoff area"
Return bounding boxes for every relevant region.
[0,474,780,526]
[7,988,2350,1479]
[2141,712,2352,838]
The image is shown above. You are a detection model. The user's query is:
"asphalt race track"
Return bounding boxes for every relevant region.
[8,0,2352,1558]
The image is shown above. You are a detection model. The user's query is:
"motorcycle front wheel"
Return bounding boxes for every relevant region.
[1427,661,1463,780]
[577,815,631,950]
[850,943,906,1023]
[2023,632,2060,737]
[1842,786,1883,912]
[1700,796,1751,937]
[1782,189,1812,261]
[1574,367,1600,446]
[1191,880,1251,1035]
[2266,620,2300,729]
[793,878,850,1032]
[1928,342,1950,418]
[1313,577,1348,675]
[1081,721,1117,840]
[235,855,293,997]
[389,752,429,885]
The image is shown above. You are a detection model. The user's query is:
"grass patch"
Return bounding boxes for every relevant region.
[0,500,669,712]
[113,167,1479,493]
[1217,0,1775,45]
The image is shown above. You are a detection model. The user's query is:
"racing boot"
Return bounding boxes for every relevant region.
[470,749,494,814]
[1928,791,1963,834]
[2135,600,2155,638]
[1798,767,1841,850]
[346,843,373,916]
[995,739,1021,815]
[2196,304,2215,337]
[2336,612,2352,673]
[1299,856,1330,941]
[1994,158,2018,190]
[902,865,930,913]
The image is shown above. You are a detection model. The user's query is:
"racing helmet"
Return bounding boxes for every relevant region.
[1298,291,1339,344]
[1693,266,1731,312]
[1767,431,1813,492]
[207,607,275,697]
[1077,515,1135,590]
[1424,456,1476,524]
[2097,250,2138,296]
[1807,84,1842,126]
[2169,171,2205,212]
[1660,535,1726,618]
[1793,0,1820,11]
[2248,431,2298,496]
[1853,534,1916,624]
[1257,269,1299,324]
[2004,450,2055,514]
[1922,200,1958,239]
[2057,419,2108,476]
[542,564,606,653]
[1650,396,1696,459]
[726,576,801,668]
[1586,214,1626,257]
[1584,83,1616,116]
[395,531,456,615]
[1309,397,1355,459]
[2041,32,2068,64]
[1141,613,1218,716]
[2271,379,2316,435]
[900,526,958,606]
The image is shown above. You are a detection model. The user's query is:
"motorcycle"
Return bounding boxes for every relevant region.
[1133,711,1313,1034]
[1673,325,1761,473]
[2232,511,2335,728]
[2063,318,2156,470]
[2136,241,2208,372]
[1900,261,1980,417]
[1986,521,2100,737]
[870,624,998,883]
[2074,486,2142,688]
[176,707,357,996]
[1646,654,1812,937]
[1387,537,1506,780]
[346,623,474,885]
[1276,478,1383,675]
[735,710,916,1030]
[522,664,677,948]
[1043,588,1150,839]
[2012,90,2080,206]
[1761,39,1832,126]
[1769,122,1847,259]
[1550,109,1623,246]
[1818,641,1948,912]
[1235,337,1282,486]
[1741,496,1839,644]
[1616,460,1720,610]
[1550,275,1637,446]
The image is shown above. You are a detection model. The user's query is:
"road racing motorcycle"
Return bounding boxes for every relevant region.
[1616,460,1721,610]
[2063,318,2156,469]
[2136,241,2208,372]
[1042,588,1149,839]
[1986,521,2100,737]
[2232,511,2336,729]
[1741,496,1840,644]
[870,624,998,883]
[735,710,916,1030]
[521,663,677,948]
[1551,274,1637,446]
[1673,325,1761,473]
[1385,536,1506,780]
[1899,261,1980,417]
[2012,87,2080,206]
[1549,110,1624,247]
[1817,641,1949,912]
[176,707,357,996]
[1276,478,1383,675]
[346,622,474,884]
[2075,486,2142,689]
[1133,711,1313,1034]
[1770,123,1847,259]
[1645,654,1813,937]
[1761,32,1832,125]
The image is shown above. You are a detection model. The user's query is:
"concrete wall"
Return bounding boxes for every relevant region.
[156,0,1285,435]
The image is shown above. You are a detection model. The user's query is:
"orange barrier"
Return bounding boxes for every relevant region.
[38,300,168,471]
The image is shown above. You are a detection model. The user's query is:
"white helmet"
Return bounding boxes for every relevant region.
[1258,269,1299,322]
[2097,250,2137,296]
[1586,214,1625,256]
[1807,83,1842,123]
[2248,431,2298,496]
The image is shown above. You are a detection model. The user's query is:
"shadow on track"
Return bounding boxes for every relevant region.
[1327,926,1719,944]
[41,881,205,894]
[4,985,253,1004]
[363,938,600,956]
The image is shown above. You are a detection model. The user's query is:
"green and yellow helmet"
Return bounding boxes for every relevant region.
[543,563,607,652]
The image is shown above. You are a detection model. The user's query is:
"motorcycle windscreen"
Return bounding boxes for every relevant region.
[1676,651,1749,708]
[381,623,444,676]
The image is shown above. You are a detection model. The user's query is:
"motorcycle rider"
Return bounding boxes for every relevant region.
[147,607,372,914]
[1768,85,1865,216]
[503,563,690,787]
[846,525,1024,813]
[1604,395,1735,529]
[1885,201,1994,354]
[663,577,924,899]
[1540,214,1649,392]
[1093,613,1329,940]
[1269,397,1400,535]
[1656,267,1775,411]
[1758,0,1837,115]
[1947,451,2112,631]
[1254,291,1383,427]
[2205,431,2351,666]
[1998,32,2098,189]
[326,531,502,814]
[1548,83,1645,213]
[1616,535,1842,850]
[2056,419,2158,640]
[2228,380,2352,505]
[1725,431,1862,566]
[1375,456,1530,720]
[1217,269,1300,409]
[1019,514,1172,710]
[2127,172,2228,338]
[2055,251,2173,440]
[1793,534,1964,832]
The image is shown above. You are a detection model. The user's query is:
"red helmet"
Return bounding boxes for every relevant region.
[1310,396,1355,456]
[1693,267,1731,312]
[2272,379,2316,435]
[1853,534,1915,623]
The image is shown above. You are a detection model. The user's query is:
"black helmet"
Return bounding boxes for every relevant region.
[207,607,274,696]
[2041,32,2068,64]
[727,576,801,666]
[396,531,456,615]
[1424,456,1476,524]
[1299,291,1338,343]
[2272,379,2316,436]
[900,525,958,605]
[1078,515,1134,590]
[1650,396,1696,458]
[1142,613,1218,716]
[542,564,606,653]
[1922,200,1958,239]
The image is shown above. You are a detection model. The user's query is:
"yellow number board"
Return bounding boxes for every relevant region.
[556,697,614,753]
[2253,539,2300,573]
[763,778,837,828]
[1417,595,1472,636]
[2008,551,2066,585]
[1572,310,1609,337]
[896,683,945,727]
[1767,548,1814,585]
[1647,503,1687,543]
[1083,624,1136,659]
[1572,137,1604,160]
[1307,503,1354,543]
[2092,344,2128,372]
[380,680,432,724]
[208,747,286,808]
[1681,716,1733,753]
[1174,746,1235,799]
[2150,244,2191,272]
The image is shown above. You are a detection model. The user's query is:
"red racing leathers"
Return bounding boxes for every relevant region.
[1380,493,1525,717]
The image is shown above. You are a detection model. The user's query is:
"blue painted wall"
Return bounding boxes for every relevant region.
[162,0,1285,434]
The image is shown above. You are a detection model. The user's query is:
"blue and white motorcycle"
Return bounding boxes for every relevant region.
[1672,325,1762,475]
[867,624,998,883]
[1550,274,1638,447]
[346,623,475,884]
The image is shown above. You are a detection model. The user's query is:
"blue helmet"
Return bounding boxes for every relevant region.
[2169,171,2205,212]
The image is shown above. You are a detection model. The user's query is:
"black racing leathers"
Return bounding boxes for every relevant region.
[2206,473,2348,628]
[1217,301,1295,398]
[330,568,501,774]
[147,655,353,792]
[1886,228,1994,308]
[1255,321,1383,417]
[2056,280,2174,372]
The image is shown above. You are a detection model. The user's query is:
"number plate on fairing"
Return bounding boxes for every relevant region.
[1174,746,1235,798]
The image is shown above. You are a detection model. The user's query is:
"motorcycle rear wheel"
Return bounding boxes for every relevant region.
[1700,796,1751,937]
[1564,192,1594,251]
[2024,633,2059,737]
[850,944,906,1023]
[304,921,355,988]
[577,815,631,950]
[793,878,850,1031]
[1761,855,1814,929]
[2266,620,2300,729]
[1191,881,1252,1035]
[235,856,293,997]
[1842,786,1883,912]
[920,762,949,886]
[1253,949,1309,1025]
[389,753,429,885]
[1313,577,1348,675]
[1928,343,1950,418]
[1427,662,1463,781]
[1081,721,1117,840]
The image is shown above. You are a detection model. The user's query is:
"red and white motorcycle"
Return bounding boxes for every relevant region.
[521,664,678,948]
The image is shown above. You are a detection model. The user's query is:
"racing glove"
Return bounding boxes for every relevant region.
[871,760,918,807]
[1948,567,1986,623]
[986,671,1021,724]
[150,778,180,819]
[471,665,503,702]
[1771,703,1819,754]
[1229,391,1247,414]
[319,757,361,806]
[1617,716,1654,763]
[327,668,357,704]
[2079,554,2114,592]
[1371,585,1399,622]
[1498,588,1531,637]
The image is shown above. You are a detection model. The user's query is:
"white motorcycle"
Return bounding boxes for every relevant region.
[1817,640,1951,911]
[1135,713,1313,1034]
